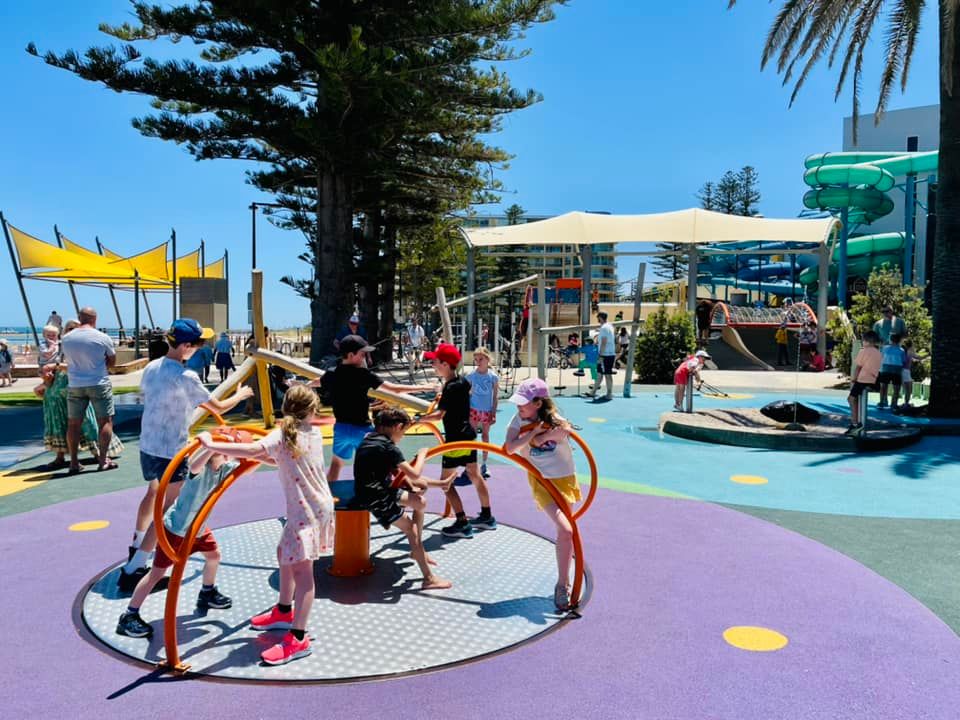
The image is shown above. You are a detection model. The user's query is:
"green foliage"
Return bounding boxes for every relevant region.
[397,219,466,319]
[634,304,696,384]
[828,266,931,381]
[651,243,687,281]
[697,166,761,217]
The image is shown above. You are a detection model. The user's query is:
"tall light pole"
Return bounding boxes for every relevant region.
[249,201,284,270]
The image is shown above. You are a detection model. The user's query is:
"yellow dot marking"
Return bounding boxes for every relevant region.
[723,626,788,652]
[730,474,769,485]
[68,520,110,532]
[587,417,607,423]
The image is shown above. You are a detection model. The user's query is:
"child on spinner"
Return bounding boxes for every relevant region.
[673,350,710,411]
[354,407,452,590]
[503,378,581,611]
[199,384,334,666]
[312,334,434,484]
[418,343,495,538]
[465,347,499,478]
[116,442,242,638]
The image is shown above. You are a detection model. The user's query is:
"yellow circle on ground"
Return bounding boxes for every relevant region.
[702,393,754,400]
[587,417,607,423]
[730,474,769,485]
[723,626,788,652]
[68,520,110,532]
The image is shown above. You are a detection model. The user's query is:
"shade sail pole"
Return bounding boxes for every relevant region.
[142,291,156,329]
[171,228,178,322]
[134,271,141,359]
[1,211,41,347]
[95,236,125,334]
[53,225,81,315]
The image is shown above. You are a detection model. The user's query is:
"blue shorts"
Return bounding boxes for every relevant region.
[140,451,187,484]
[332,423,373,460]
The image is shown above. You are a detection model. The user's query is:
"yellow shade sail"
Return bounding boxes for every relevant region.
[203,255,226,279]
[167,248,201,281]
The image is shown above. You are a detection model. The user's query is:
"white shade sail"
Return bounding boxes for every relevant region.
[460,209,840,247]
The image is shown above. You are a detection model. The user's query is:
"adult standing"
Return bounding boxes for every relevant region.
[39,320,123,469]
[588,311,617,400]
[186,338,213,382]
[46,310,63,333]
[61,307,116,474]
[406,316,426,370]
[695,298,714,343]
[873,306,906,346]
[334,315,367,352]
[214,331,235,381]
[118,318,254,591]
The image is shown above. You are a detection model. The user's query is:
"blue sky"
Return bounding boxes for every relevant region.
[0,1,940,329]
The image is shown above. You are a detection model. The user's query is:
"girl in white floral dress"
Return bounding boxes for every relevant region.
[200,384,334,666]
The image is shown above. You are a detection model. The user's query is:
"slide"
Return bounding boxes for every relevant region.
[707,326,775,371]
[796,231,905,287]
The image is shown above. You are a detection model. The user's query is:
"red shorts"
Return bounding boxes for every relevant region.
[470,408,496,427]
[153,528,219,570]
[674,367,690,385]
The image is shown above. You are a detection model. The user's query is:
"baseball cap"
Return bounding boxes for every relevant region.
[339,334,375,356]
[508,377,549,405]
[423,343,461,367]
[167,318,214,345]
[348,314,360,324]
[695,350,711,359]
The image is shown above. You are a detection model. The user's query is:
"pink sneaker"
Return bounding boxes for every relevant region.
[261,632,312,666]
[250,606,294,630]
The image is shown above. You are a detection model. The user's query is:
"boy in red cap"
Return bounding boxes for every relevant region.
[419,343,495,538]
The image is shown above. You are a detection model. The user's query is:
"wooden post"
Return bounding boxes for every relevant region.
[436,286,453,343]
[622,263,646,398]
[251,270,275,428]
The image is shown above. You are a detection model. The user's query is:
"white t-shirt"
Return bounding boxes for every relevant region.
[597,322,616,357]
[408,324,425,348]
[506,414,576,479]
[140,357,211,459]
[61,326,115,387]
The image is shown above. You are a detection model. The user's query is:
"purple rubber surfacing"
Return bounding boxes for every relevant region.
[0,467,958,719]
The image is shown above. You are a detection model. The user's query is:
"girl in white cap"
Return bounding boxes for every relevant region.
[504,378,581,611]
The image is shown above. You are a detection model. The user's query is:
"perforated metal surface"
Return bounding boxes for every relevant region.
[81,514,584,681]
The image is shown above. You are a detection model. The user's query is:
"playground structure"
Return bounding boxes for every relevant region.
[706,301,818,371]
[138,271,597,674]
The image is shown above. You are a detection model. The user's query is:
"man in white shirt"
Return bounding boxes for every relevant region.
[406,317,426,370]
[61,307,116,473]
[587,311,617,401]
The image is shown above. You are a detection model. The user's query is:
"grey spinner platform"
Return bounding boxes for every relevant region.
[80,514,587,682]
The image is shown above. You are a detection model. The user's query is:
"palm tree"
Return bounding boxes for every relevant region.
[729,1,960,417]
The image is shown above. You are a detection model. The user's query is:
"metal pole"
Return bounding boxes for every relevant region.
[580,244,593,327]
[465,246,475,348]
[95,237,125,334]
[537,275,547,380]
[1,211,41,347]
[134,271,141,359]
[53,225,81,315]
[200,238,206,278]
[171,228,178,321]
[687,245,699,314]
[904,174,916,284]
[816,239,829,357]
[250,203,257,270]
[142,291,156,328]
[685,373,694,413]
[622,263,646,398]
[838,199,849,308]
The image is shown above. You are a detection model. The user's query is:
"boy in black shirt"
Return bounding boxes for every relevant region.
[354,408,451,590]
[419,343,496,538]
[312,335,434,482]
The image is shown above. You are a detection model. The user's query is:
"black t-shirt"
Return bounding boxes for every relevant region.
[439,376,477,442]
[353,432,405,507]
[320,364,383,426]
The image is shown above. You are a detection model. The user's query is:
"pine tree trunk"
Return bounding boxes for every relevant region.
[359,209,381,358]
[930,4,960,417]
[310,170,353,365]
[378,224,398,363]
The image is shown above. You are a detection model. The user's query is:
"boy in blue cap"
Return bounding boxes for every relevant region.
[118,318,255,592]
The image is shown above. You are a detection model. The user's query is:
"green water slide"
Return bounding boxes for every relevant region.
[800,150,938,297]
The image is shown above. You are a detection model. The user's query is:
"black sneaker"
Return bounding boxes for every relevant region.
[117,566,149,593]
[197,586,233,610]
[116,611,153,638]
[471,514,498,530]
[843,424,862,436]
[441,519,474,538]
[127,545,136,563]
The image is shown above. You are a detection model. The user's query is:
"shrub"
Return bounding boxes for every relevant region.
[829,266,931,381]
[634,304,696,383]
